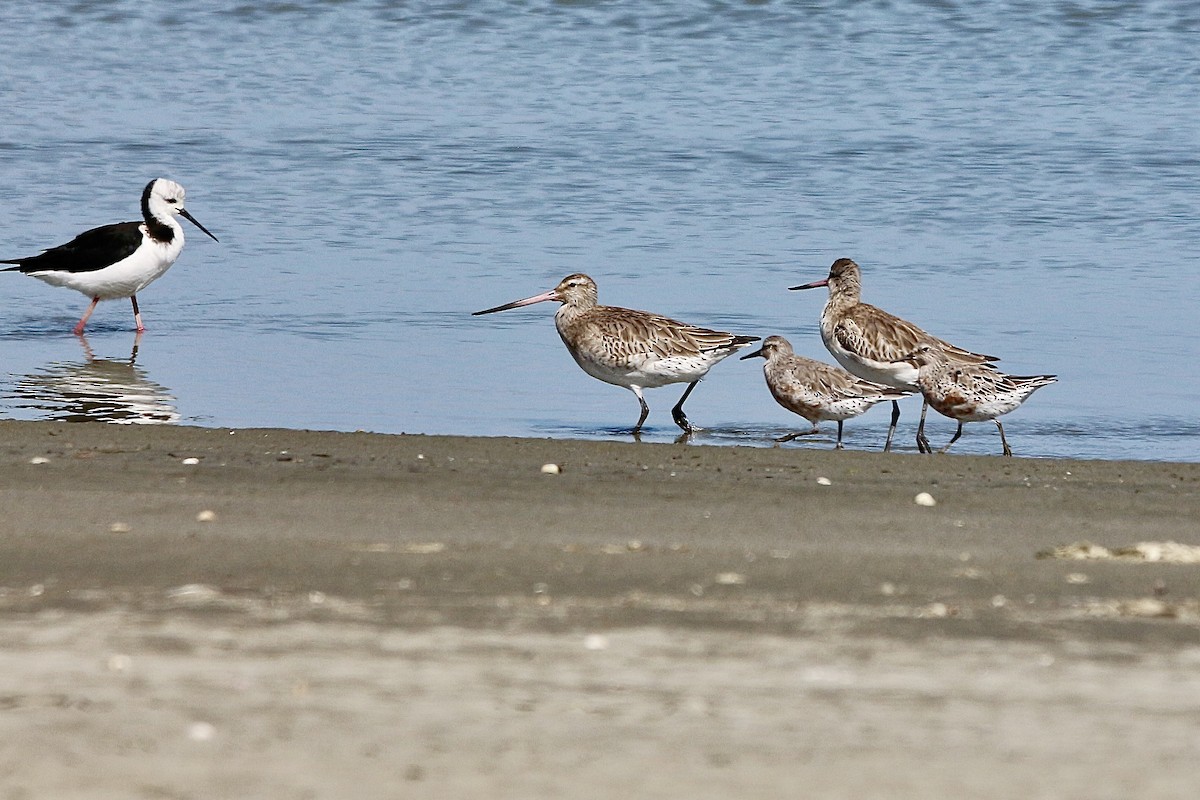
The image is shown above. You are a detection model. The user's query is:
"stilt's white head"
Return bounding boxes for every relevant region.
[142,178,219,242]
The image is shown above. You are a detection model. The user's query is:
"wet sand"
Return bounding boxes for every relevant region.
[1,419,1198,798]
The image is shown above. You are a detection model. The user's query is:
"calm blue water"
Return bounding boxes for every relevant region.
[2,1,1198,461]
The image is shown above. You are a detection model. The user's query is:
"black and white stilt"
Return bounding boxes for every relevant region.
[2,178,218,334]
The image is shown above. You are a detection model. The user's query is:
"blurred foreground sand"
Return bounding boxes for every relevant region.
[1,421,1197,798]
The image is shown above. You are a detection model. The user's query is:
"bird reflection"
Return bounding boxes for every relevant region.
[9,334,179,424]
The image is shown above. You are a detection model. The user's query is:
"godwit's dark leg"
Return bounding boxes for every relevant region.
[835,420,845,449]
[996,420,1013,457]
[671,380,700,433]
[631,387,651,435]
[130,295,145,332]
[938,421,964,454]
[916,400,932,454]
[73,297,100,336]
[883,400,901,452]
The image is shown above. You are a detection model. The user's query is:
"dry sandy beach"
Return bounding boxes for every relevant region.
[1,419,1198,798]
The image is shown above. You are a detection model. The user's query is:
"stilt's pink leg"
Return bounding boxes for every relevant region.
[73,297,100,335]
[131,295,145,332]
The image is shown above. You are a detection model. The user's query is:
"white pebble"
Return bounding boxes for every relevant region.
[715,572,747,586]
[816,476,832,486]
[914,492,937,507]
[107,654,132,672]
[923,602,950,618]
[28,456,50,465]
[182,457,200,466]
[196,510,217,523]
[583,634,609,651]
[109,522,131,533]
[540,463,561,475]
[187,721,216,742]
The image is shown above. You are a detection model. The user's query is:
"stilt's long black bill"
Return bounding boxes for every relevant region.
[180,209,219,242]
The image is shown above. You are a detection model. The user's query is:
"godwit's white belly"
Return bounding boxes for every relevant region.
[568,348,723,390]
[27,234,182,300]
[823,331,919,391]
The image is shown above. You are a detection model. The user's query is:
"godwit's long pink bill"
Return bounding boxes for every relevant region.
[2,178,218,334]
[897,344,1056,456]
[473,273,758,436]
[741,335,910,449]
[790,258,997,454]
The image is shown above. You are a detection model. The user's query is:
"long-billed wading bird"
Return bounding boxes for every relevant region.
[473,273,758,436]
[896,344,1056,456]
[790,258,997,453]
[741,335,910,449]
[3,178,218,334]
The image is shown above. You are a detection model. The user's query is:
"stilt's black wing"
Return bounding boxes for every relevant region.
[2,221,143,274]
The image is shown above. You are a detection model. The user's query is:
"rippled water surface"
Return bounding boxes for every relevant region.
[2,1,1198,460]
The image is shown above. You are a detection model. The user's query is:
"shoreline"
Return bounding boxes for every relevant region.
[3,418,1198,630]
[2,419,1199,797]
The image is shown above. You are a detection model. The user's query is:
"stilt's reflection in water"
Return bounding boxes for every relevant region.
[9,334,180,424]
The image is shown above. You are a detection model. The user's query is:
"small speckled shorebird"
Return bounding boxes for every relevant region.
[897,344,1056,456]
[741,335,910,449]
[473,273,758,435]
[790,258,997,453]
[2,178,218,334]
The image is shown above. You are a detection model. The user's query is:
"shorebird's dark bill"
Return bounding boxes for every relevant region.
[472,300,522,316]
[181,209,219,242]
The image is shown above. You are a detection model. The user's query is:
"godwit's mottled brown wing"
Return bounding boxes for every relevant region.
[570,305,752,367]
[834,303,997,366]
[774,356,910,402]
[949,364,1057,397]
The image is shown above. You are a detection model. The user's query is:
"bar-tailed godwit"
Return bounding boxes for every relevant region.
[741,335,910,449]
[790,258,997,453]
[2,179,218,334]
[897,344,1056,456]
[473,273,758,435]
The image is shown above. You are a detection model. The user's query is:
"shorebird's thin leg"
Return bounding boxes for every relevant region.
[73,297,100,336]
[995,420,1013,457]
[938,421,964,454]
[630,387,650,435]
[671,381,700,433]
[916,400,932,454]
[775,425,821,444]
[883,400,900,452]
[835,420,845,450]
[131,295,145,332]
